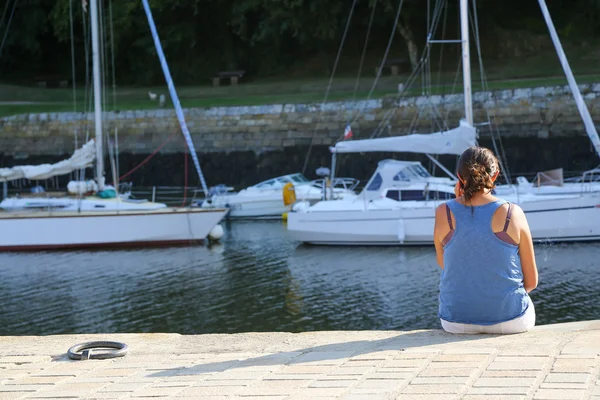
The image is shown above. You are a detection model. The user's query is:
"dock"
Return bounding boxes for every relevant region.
[1,321,599,399]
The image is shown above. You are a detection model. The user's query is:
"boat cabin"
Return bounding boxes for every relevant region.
[361,159,455,201]
[251,173,310,190]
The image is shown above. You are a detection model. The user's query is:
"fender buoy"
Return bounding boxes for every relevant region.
[282,182,296,206]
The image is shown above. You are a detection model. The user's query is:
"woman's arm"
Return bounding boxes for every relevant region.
[514,205,538,293]
[433,204,446,269]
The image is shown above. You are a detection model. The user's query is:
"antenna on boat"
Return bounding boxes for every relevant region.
[460,0,473,126]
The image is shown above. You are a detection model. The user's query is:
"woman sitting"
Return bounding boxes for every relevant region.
[433,146,539,334]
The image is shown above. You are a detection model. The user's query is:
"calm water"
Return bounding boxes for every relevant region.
[0,221,597,336]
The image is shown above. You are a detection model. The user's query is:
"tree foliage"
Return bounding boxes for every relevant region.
[0,0,598,85]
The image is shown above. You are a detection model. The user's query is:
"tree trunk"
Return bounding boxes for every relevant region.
[396,20,419,72]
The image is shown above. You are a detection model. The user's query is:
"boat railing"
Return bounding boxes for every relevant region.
[130,185,206,206]
[311,177,360,192]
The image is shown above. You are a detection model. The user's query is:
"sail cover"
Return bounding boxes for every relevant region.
[0,140,96,182]
[330,120,477,155]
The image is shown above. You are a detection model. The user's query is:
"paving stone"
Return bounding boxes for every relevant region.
[473,378,536,387]
[0,385,49,392]
[349,351,399,360]
[342,360,383,367]
[97,382,150,392]
[277,365,330,374]
[354,379,405,391]
[291,352,354,365]
[0,392,30,399]
[393,395,451,400]
[93,370,139,378]
[231,397,288,400]
[381,360,427,368]
[329,366,373,375]
[428,361,482,369]
[544,373,591,383]
[481,370,541,378]
[433,354,489,362]
[7,376,69,385]
[401,383,465,394]
[463,396,526,400]
[418,368,475,377]
[236,380,311,396]
[467,387,530,395]
[394,353,434,360]
[410,376,470,385]
[176,385,245,396]
[533,388,585,399]
[368,372,412,380]
[342,394,389,400]
[309,380,357,388]
[263,374,322,380]
[442,348,497,354]
[127,387,185,397]
[540,383,588,389]
[288,387,349,397]
[487,362,545,371]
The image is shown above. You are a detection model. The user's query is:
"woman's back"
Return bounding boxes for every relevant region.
[438,199,529,325]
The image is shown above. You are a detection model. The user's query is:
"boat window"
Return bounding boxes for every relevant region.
[431,191,454,200]
[385,190,400,201]
[366,173,383,191]
[412,165,431,178]
[291,174,308,183]
[393,170,410,182]
[400,190,425,201]
[256,179,274,188]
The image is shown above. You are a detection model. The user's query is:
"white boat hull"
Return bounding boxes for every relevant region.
[203,196,290,219]
[201,189,355,219]
[287,194,600,245]
[0,208,228,251]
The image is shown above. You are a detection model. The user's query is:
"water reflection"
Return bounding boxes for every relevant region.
[0,221,597,335]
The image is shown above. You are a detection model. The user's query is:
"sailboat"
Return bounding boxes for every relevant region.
[287,0,600,246]
[0,0,228,251]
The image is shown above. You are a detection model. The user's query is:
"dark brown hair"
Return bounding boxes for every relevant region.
[457,146,500,203]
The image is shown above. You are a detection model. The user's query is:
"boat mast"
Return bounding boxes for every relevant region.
[141,0,209,196]
[537,0,600,159]
[460,0,473,126]
[90,0,104,189]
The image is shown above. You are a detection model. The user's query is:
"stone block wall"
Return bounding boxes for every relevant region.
[1,84,599,158]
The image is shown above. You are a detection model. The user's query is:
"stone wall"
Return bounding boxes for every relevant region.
[1,83,599,157]
[0,84,599,188]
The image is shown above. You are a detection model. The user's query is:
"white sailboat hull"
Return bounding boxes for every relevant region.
[0,208,228,251]
[287,194,600,245]
[0,196,167,212]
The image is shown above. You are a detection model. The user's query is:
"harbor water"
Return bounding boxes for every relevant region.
[0,220,598,336]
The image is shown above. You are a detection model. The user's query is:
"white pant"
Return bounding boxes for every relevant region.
[441,298,536,334]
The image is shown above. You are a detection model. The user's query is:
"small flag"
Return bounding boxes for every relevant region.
[343,124,353,140]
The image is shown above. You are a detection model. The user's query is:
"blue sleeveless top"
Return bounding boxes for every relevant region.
[438,199,530,325]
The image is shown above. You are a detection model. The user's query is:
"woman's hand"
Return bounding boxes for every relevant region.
[454,181,463,198]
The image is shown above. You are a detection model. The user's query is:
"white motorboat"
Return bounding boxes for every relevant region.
[0,0,228,251]
[199,173,358,219]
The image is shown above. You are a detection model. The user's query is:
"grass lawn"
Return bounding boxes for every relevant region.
[1,47,599,119]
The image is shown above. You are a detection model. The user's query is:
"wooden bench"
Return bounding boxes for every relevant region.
[375,58,409,77]
[33,76,71,88]
[212,70,245,86]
